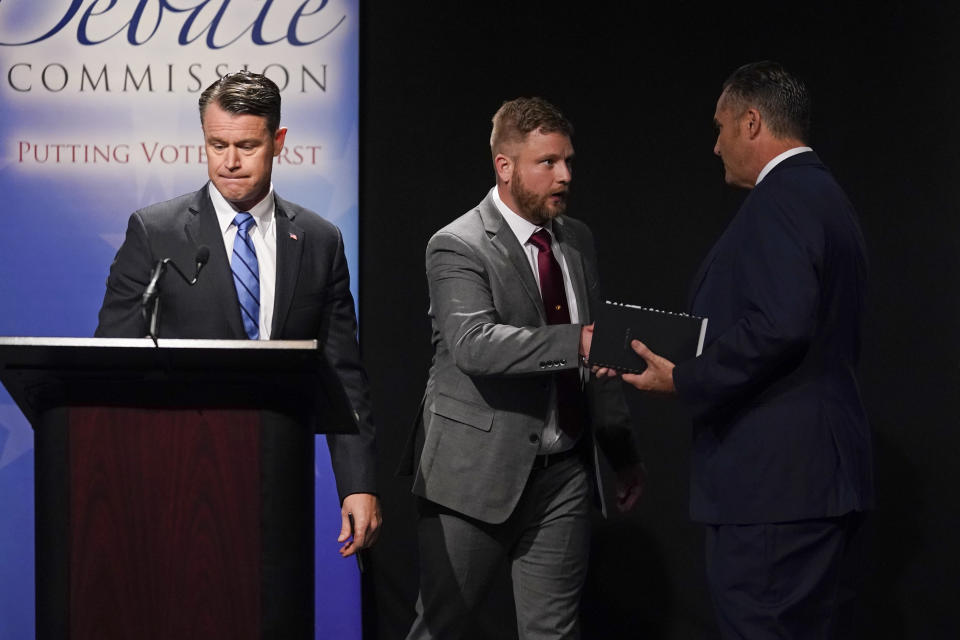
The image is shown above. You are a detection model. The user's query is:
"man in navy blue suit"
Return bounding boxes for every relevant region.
[611,62,874,638]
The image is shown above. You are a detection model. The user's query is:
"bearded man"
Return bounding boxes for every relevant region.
[399,97,644,640]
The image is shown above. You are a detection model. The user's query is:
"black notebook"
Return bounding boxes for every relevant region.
[590,301,708,373]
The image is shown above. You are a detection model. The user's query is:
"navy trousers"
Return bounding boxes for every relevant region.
[705,513,864,639]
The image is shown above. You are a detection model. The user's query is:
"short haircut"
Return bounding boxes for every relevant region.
[722,61,811,143]
[199,70,282,134]
[490,97,574,157]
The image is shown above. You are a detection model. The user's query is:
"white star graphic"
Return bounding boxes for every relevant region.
[0,403,32,470]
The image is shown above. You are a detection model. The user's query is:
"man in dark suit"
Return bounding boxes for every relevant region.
[95,71,380,558]
[402,97,644,640]
[614,62,874,638]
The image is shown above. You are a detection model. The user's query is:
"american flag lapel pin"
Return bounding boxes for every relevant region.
[289,232,298,240]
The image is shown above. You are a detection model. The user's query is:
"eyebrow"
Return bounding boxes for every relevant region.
[206,136,261,145]
[537,151,575,160]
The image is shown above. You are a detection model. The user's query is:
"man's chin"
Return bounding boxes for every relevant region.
[722,172,741,188]
[215,183,250,199]
[545,202,567,219]
[722,173,752,190]
[527,206,564,226]
[216,183,266,209]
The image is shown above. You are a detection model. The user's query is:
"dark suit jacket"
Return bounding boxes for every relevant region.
[95,185,376,502]
[405,192,638,524]
[674,151,874,524]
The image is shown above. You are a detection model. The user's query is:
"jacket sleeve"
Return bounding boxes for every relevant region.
[674,189,822,420]
[95,211,154,338]
[426,230,581,377]
[319,227,378,502]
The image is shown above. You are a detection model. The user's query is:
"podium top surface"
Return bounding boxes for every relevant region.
[0,335,317,359]
[0,337,317,349]
[0,337,358,433]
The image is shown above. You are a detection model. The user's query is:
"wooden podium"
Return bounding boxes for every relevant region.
[0,337,358,640]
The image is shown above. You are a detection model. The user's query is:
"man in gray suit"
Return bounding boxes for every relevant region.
[403,97,644,640]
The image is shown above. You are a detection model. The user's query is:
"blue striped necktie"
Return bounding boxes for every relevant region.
[231,212,260,340]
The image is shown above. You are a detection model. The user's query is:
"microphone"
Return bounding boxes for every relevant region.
[180,245,210,285]
[195,245,210,272]
[142,245,211,344]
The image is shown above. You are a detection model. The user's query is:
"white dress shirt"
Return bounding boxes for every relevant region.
[756,146,813,185]
[491,185,581,454]
[209,182,277,340]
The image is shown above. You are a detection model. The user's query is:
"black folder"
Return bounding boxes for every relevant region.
[591,301,708,373]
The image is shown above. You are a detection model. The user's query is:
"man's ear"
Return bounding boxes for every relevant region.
[273,127,288,155]
[494,153,513,184]
[743,108,762,140]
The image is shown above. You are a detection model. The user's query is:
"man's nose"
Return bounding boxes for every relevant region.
[556,160,572,183]
[224,146,241,168]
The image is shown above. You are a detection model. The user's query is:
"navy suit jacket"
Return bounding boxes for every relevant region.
[674,151,874,524]
[95,185,376,502]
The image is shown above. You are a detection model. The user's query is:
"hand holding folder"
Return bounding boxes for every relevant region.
[590,301,707,392]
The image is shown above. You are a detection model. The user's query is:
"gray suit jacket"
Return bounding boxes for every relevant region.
[407,192,638,524]
[95,185,377,502]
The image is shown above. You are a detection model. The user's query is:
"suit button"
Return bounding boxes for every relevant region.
[529,434,539,444]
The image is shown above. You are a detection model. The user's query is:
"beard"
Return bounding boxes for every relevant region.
[510,168,568,225]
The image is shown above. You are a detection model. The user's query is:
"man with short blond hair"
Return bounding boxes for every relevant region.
[401,97,644,640]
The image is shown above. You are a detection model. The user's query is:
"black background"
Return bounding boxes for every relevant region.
[357,3,960,638]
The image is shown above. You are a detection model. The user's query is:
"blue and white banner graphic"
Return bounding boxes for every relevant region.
[0,2,361,637]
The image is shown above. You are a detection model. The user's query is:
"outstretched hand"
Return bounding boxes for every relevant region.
[620,340,677,393]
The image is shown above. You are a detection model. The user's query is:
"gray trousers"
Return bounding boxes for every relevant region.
[405,455,592,640]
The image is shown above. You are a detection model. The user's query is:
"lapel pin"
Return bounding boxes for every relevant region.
[289,232,298,240]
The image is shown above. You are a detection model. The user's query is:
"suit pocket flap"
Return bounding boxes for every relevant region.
[432,394,493,432]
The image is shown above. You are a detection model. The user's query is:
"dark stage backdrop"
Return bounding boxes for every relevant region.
[358,3,960,639]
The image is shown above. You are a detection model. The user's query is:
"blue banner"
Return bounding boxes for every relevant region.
[0,2,361,637]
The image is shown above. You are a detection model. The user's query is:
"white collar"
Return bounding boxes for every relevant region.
[756,146,813,184]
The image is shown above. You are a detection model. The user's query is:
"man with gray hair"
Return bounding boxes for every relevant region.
[401,97,644,639]
[614,61,874,639]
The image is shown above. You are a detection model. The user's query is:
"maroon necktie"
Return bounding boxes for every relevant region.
[528,228,584,438]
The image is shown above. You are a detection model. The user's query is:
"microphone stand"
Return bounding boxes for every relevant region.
[142,261,167,346]
[141,248,209,347]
